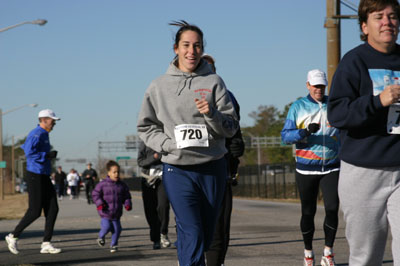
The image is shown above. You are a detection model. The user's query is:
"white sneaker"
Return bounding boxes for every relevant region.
[5,233,19,255]
[321,255,336,266]
[304,256,315,266]
[160,234,171,248]
[40,242,61,254]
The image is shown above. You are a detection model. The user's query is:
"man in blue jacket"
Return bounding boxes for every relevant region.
[5,109,62,255]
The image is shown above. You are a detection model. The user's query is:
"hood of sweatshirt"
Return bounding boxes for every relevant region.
[166,59,214,95]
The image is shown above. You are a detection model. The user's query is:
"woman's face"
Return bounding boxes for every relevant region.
[174,30,203,73]
[362,5,399,53]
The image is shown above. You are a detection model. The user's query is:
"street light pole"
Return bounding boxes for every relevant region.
[0,19,47,33]
[0,104,38,200]
[2,103,38,115]
[11,136,15,194]
[0,108,3,200]
[0,18,46,200]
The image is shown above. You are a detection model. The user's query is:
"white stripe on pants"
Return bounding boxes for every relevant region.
[339,160,400,266]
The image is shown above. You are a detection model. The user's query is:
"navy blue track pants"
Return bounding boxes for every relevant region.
[163,158,227,266]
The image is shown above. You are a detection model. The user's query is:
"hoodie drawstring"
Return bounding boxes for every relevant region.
[176,75,194,96]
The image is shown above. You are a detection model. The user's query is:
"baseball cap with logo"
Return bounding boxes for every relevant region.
[38,109,61,120]
[307,69,328,86]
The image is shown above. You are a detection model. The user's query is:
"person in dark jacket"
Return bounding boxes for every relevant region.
[202,54,245,266]
[82,162,98,204]
[328,0,400,264]
[5,109,61,255]
[137,141,171,250]
[54,166,66,200]
[92,160,132,253]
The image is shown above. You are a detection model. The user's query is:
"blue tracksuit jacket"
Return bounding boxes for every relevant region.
[281,95,340,172]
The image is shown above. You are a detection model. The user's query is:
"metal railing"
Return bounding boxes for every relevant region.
[233,162,298,199]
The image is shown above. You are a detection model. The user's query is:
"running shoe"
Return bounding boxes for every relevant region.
[5,233,19,255]
[160,234,171,248]
[153,241,161,250]
[97,238,105,247]
[304,256,315,266]
[321,254,336,266]
[40,242,61,254]
[110,246,118,253]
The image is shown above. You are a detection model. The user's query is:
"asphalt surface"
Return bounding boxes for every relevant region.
[0,192,394,266]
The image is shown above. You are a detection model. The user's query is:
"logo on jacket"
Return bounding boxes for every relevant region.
[194,88,212,99]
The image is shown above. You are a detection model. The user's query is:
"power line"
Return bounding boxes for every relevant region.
[341,0,358,13]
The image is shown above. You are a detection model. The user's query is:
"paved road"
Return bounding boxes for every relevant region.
[0,192,394,266]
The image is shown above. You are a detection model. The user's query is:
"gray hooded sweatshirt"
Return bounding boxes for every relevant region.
[137,59,239,165]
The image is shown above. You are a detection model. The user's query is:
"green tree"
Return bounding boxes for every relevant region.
[241,103,294,165]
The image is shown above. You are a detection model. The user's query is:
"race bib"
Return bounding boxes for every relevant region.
[174,124,209,149]
[387,104,400,134]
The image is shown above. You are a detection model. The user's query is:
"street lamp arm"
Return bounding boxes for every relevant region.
[0,19,47,33]
[2,103,38,116]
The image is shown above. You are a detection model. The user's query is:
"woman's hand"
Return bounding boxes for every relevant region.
[195,98,210,115]
[380,84,400,107]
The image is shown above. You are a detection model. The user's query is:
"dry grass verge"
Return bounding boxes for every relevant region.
[0,193,28,220]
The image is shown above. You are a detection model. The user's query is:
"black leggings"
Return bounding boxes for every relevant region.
[206,181,233,266]
[13,171,59,242]
[141,178,170,242]
[85,182,94,203]
[295,171,339,250]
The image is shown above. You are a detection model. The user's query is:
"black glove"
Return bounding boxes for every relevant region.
[229,138,245,158]
[231,173,239,186]
[305,123,320,136]
[46,150,58,160]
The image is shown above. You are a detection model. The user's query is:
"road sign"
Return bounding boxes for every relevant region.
[65,158,87,163]
[0,161,6,168]
[116,156,131,161]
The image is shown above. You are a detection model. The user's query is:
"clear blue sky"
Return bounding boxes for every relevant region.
[1,0,363,171]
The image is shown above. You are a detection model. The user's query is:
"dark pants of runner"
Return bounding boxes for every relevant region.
[295,171,339,250]
[163,158,227,266]
[141,178,170,242]
[85,181,94,204]
[69,186,77,197]
[206,180,233,266]
[12,171,59,242]
[55,183,64,197]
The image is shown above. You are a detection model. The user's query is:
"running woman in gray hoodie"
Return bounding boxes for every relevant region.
[137,20,238,266]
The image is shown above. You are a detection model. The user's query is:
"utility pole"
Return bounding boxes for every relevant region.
[325,0,358,92]
[325,0,341,92]
[11,136,15,194]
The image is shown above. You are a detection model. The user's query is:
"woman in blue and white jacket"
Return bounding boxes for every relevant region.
[281,69,340,266]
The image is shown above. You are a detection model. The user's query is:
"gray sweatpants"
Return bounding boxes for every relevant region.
[339,161,400,266]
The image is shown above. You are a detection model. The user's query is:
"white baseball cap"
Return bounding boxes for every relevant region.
[307,69,328,86]
[38,109,61,120]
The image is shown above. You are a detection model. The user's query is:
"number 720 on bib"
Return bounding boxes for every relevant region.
[174,124,209,149]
